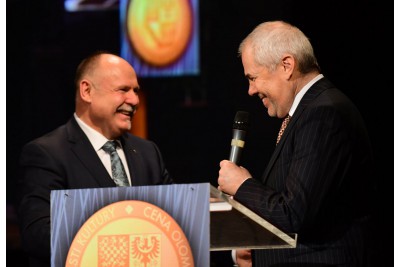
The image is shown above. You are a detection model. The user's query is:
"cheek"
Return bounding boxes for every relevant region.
[266,79,284,97]
[114,94,128,106]
[257,80,273,97]
[93,100,117,117]
[106,95,123,109]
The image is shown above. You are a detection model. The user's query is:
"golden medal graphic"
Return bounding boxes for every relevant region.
[65,200,194,267]
[125,0,193,67]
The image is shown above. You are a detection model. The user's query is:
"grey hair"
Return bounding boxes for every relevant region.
[238,21,320,73]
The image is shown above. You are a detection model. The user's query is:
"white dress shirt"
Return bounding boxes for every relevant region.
[74,113,132,185]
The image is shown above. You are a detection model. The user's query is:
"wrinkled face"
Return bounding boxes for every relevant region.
[86,55,140,139]
[241,46,294,118]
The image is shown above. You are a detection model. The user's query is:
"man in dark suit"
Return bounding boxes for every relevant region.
[218,21,376,266]
[18,52,173,267]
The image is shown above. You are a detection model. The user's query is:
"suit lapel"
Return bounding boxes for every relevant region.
[66,118,116,187]
[261,78,333,183]
[120,135,145,186]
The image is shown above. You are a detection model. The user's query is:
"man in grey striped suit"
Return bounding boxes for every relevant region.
[218,21,376,267]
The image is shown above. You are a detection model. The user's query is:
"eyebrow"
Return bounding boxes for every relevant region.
[245,74,256,81]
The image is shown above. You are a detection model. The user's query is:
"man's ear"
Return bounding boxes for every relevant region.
[79,80,92,103]
[281,54,295,79]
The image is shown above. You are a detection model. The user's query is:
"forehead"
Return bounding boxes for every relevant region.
[242,47,254,65]
[100,55,134,73]
[95,56,137,81]
[242,46,264,75]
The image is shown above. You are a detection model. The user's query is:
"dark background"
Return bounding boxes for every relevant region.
[7,0,393,266]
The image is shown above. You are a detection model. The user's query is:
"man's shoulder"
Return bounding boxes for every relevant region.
[121,133,159,150]
[22,119,75,151]
[123,132,153,144]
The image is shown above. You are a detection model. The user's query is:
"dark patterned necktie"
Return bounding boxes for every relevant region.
[276,115,291,145]
[102,141,130,186]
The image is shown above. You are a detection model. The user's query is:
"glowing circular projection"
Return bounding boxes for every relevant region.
[65,200,194,267]
[126,0,193,67]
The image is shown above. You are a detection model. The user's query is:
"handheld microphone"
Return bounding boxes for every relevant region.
[229,111,250,164]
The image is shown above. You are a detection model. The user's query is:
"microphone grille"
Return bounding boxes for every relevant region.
[233,111,250,130]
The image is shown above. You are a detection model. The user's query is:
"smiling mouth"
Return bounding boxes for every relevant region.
[119,110,133,117]
[260,96,269,107]
[117,107,135,118]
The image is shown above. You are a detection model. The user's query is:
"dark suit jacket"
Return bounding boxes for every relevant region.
[235,78,376,266]
[17,117,173,267]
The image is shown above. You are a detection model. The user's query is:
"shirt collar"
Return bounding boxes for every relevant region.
[74,113,110,151]
[288,74,324,116]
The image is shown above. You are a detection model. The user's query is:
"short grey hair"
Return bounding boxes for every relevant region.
[238,21,320,73]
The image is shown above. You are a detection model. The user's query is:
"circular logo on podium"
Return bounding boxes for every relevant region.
[65,200,194,267]
[125,0,193,67]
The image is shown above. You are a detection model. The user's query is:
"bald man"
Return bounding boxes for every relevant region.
[18,52,173,267]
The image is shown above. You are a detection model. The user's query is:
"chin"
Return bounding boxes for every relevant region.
[115,126,131,137]
[124,121,132,131]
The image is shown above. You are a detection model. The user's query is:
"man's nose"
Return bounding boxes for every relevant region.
[248,84,257,96]
[125,90,140,105]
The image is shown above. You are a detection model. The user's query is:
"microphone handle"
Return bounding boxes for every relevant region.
[229,129,246,164]
[229,146,242,164]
